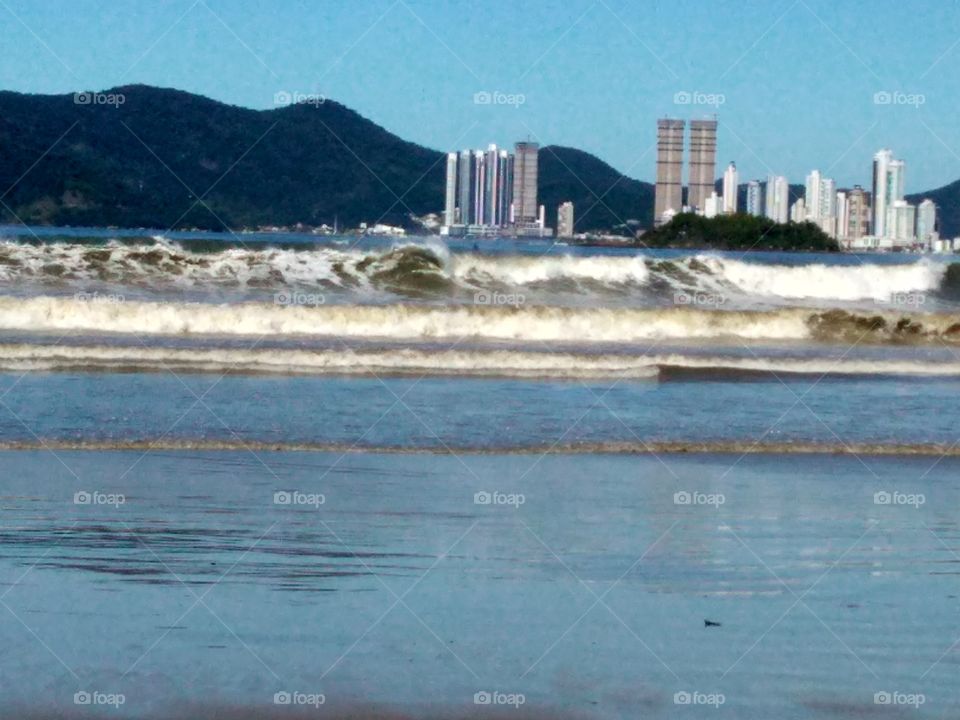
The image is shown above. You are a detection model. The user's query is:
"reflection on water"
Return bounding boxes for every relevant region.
[0,450,957,719]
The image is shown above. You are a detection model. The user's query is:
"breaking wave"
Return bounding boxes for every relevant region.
[3,343,960,379]
[1,295,959,345]
[0,237,958,306]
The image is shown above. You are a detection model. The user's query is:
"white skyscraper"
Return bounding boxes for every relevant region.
[873,149,906,239]
[916,199,936,247]
[765,175,790,224]
[804,170,822,220]
[722,162,739,214]
[444,153,458,227]
[746,180,763,216]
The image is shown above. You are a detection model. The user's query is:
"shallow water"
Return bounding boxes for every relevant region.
[0,451,957,719]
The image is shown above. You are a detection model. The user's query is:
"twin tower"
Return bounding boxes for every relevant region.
[654,118,718,226]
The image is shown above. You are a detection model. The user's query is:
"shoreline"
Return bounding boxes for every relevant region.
[1,438,958,457]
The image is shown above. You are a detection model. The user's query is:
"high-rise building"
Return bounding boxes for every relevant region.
[873,149,906,239]
[722,162,738,214]
[498,150,513,226]
[916,199,937,247]
[654,119,685,225]
[886,200,916,244]
[847,186,871,240]
[765,175,790,224]
[688,118,718,214]
[484,145,500,226]
[513,142,539,224]
[458,150,474,224]
[444,153,458,226]
[473,150,486,225]
[746,180,764,216]
[557,201,575,238]
[836,191,850,241]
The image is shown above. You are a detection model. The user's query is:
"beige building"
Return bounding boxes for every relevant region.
[654,119,685,225]
[687,118,718,214]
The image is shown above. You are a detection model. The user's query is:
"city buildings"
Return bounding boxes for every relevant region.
[557,201,575,238]
[654,119,685,225]
[688,118,718,214]
[441,141,549,237]
[722,162,738,214]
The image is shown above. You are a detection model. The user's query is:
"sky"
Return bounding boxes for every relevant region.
[2,0,960,191]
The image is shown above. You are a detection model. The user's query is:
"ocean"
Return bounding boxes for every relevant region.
[0,226,958,718]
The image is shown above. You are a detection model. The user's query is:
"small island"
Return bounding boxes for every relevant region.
[639,213,840,252]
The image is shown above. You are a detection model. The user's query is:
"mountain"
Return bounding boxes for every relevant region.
[0,85,443,230]
[0,85,653,232]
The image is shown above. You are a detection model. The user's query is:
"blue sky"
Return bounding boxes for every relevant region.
[2,0,960,191]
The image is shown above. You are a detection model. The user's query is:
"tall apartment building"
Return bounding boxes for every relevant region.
[873,149,906,239]
[765,175,790,224]
[746,180,763,216]
[654,119,685,225]
[722,162,738,214]
[688,118,718,214]
[444,153,458,226]
[846,186,871,240]
[557,201,575,238]
[513,142,539,224]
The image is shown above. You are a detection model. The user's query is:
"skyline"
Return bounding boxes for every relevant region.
[2,0,960,190]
